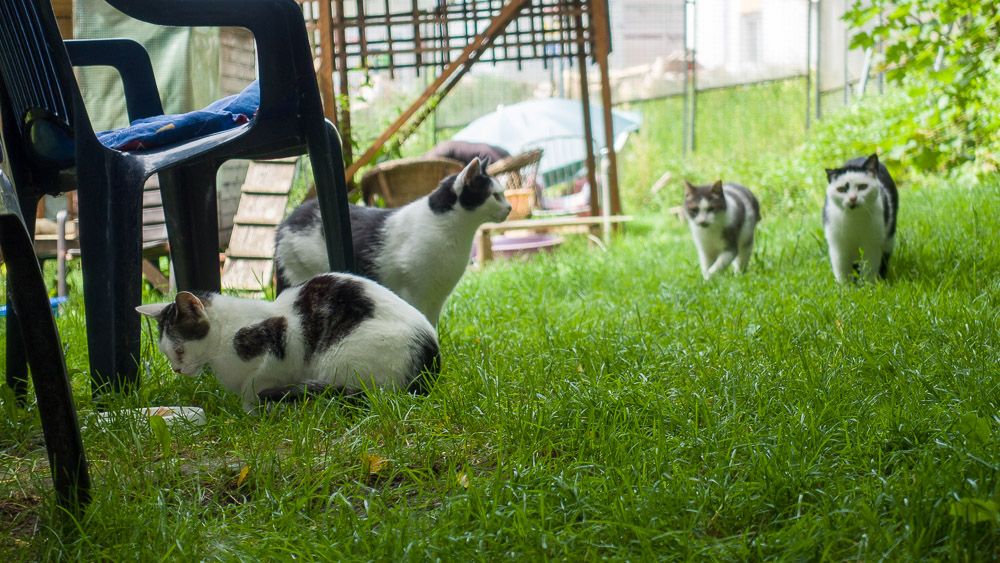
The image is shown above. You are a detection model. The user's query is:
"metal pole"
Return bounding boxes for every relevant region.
[806,0,813,130]
[682,0,689,154]
[816,0,823,120]
[843,0,849,106]
[878,9,885,94]
[690,0,697,153]
[857,47,872,98]
[56,209,67,297]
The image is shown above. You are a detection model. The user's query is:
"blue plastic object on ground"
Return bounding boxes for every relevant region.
[0,295,68,317]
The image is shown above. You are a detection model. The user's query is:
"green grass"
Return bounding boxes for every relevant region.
[4,81,1000,560]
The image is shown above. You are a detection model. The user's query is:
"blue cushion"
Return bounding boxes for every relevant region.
[97,80,259,151]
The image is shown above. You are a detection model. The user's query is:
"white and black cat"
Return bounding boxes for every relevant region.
[136,273,440,411]
[823,153,898,283]
[683,180,761,279]
[274,158,511,326]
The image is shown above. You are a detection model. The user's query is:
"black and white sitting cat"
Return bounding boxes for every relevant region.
[136,273,440,412]
[274,158,511,326]
[683,180,761,279]
[823,153,899,283]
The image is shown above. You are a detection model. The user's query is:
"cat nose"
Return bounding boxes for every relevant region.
[848,196,857,203]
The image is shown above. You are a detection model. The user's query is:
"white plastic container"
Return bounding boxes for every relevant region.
[95,406,207,428]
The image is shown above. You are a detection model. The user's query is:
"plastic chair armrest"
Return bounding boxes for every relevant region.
[65,39,164,121]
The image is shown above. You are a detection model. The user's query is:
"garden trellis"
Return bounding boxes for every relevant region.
[296,0,624,216]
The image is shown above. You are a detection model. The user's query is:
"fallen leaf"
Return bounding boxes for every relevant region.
[362,455,388,475]
[237,466,249,487]
[457,472,469,488]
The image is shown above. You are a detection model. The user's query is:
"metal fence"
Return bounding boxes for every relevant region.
[339,0,883,153]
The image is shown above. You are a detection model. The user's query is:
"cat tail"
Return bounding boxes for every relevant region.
[406,332,442,396]
[256,380,360,403]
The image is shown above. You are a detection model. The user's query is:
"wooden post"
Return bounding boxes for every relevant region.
[574,11,600,218]
[475,228,493,265]
[318,0,337,126]
[333,0,354,167]
[589,0,622,217]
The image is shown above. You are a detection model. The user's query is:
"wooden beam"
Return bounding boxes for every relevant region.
[333,0,354,167]
[344,0,530,183]
[574,11,599,218]
[317,0,337,126]
[589,0,622,216]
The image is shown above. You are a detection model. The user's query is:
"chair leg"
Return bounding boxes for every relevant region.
[5,292,29,402]
[5,193,37,404]
[76,167,143,396]
[0,178,91,515]
[309,123,355,274]
[158,162,222,292]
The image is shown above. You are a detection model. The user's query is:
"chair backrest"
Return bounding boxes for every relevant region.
[486,149,543,192]
[520,135,599,215]
[0,0,77,165]
[521,136,599,193]
[360,157,464,208]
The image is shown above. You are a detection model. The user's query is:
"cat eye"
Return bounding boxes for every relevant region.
[492,193,502,201]
[836,186,848,193]
[857,184,868,190]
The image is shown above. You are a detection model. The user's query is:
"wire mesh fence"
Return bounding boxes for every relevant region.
[319,0,887,156]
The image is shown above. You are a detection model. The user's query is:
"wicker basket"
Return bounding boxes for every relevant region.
[489,149,543,221]
[504,188,535,221]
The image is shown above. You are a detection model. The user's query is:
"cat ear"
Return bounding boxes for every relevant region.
[683,180,695,194]
[136,303,169,318]
[863,153,880,174]
[711,180,723,194]
[453,158,482,194]
[825,169,837,183]
[175,292,207,321]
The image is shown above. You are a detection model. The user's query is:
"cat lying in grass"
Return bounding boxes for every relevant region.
[136,273,440,412]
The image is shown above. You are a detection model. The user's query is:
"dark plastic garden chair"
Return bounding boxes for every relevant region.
[0,169,90,515]
[0,0,355,399]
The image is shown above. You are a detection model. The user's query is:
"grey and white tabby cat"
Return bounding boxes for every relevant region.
[683,180,761,279]
[136,273,440,411]
[823,153,898,283]
[274,158,511,326]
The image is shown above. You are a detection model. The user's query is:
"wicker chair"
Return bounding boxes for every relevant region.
[360,157,464,208]
[487,149,543,221]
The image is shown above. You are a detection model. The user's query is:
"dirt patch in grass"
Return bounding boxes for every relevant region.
[0,493,43,548]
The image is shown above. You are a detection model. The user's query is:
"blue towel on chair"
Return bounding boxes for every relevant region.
[98,80,259,151]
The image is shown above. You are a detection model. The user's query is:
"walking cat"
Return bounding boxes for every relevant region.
[683,180,761,279]
[823,153,898,283]
[136,273,440,412]
[274,158,512,326]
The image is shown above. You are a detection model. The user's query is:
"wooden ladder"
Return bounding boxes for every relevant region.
[221,158,298,293]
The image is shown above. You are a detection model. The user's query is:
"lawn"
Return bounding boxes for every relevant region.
[3,80,1000,560]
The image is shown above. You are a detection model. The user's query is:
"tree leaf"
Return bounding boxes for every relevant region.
[957,412,992,444]
[949,498,1000,525]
